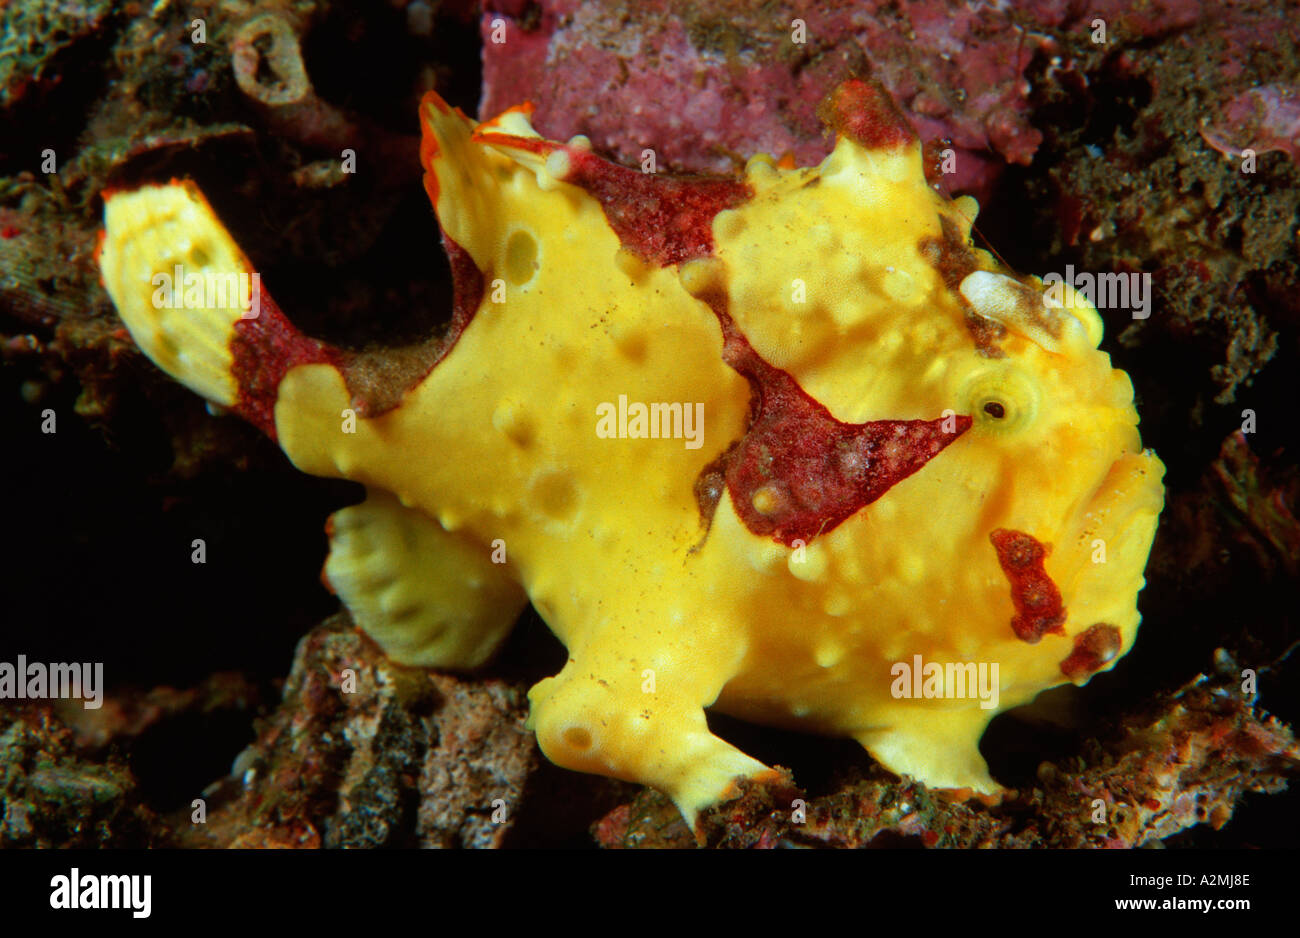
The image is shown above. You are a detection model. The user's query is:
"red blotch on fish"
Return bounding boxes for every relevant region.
[989,528,1066,643]
[470,127,752,268]
[1059,623,1122,682]
[230,289,339,439]
[703,293,972,547]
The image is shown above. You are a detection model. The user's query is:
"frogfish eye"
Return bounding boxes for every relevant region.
[959,367,1039,434]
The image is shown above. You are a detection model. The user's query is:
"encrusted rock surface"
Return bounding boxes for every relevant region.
[596,665,1299,849]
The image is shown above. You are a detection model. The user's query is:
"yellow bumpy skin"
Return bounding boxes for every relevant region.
[98,80,1165,830]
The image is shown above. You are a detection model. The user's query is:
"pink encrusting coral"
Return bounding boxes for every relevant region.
[1200,84,1300,163]
[477,0,1214,202]
[478,0,1061,200]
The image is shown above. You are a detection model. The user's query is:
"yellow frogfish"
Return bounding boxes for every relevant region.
[97,80,1165,830]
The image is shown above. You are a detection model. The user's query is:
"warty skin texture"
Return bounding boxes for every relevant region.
[97,81,1165,831]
